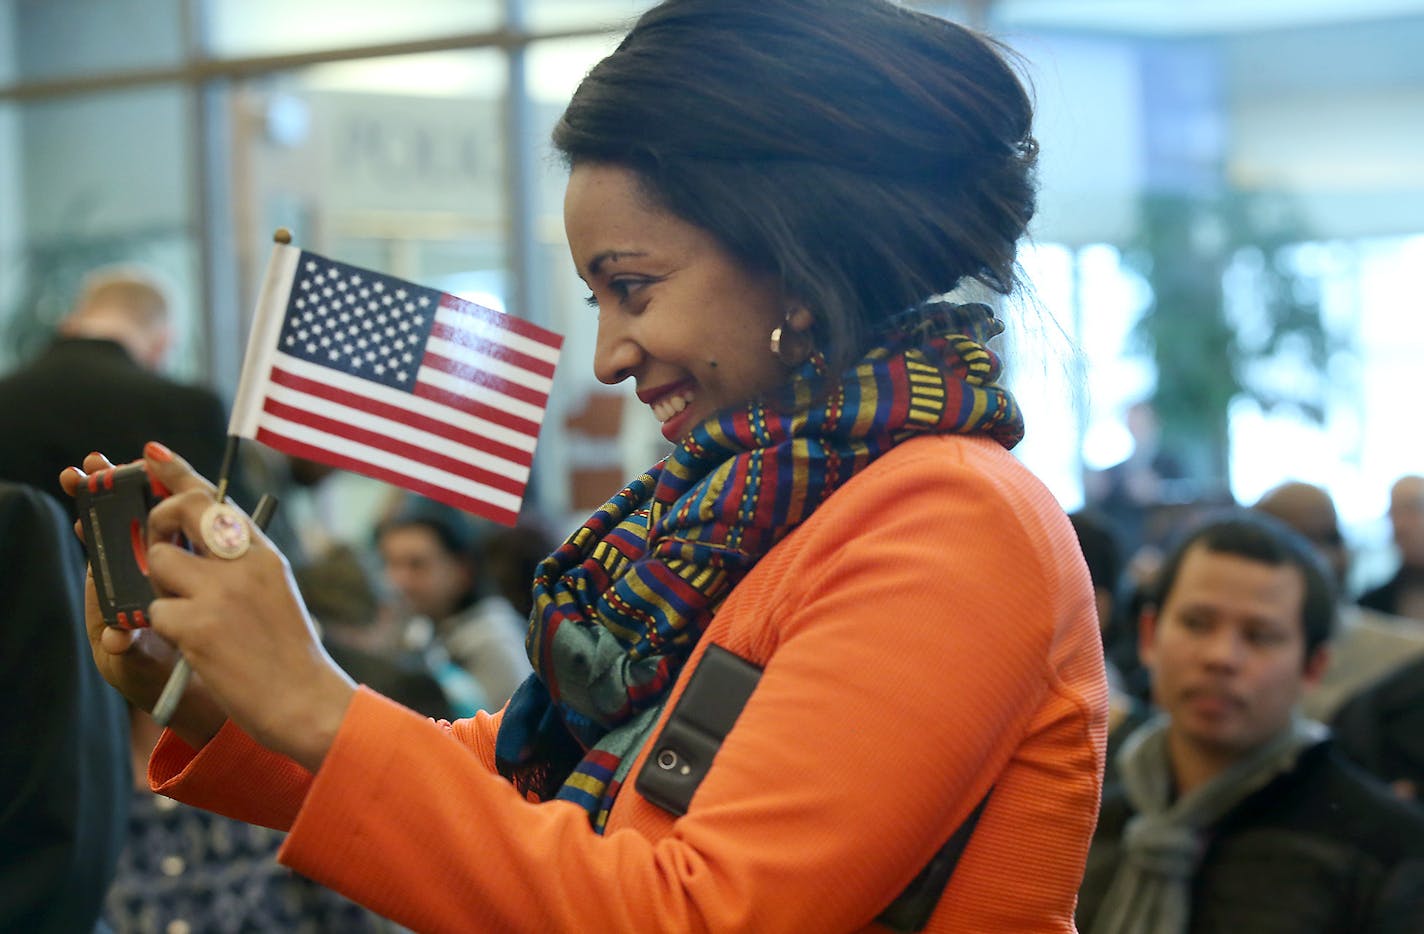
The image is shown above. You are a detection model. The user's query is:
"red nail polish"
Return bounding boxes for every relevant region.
[145,441,174,462]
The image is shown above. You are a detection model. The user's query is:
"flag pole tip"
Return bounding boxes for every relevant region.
[273,228,293,244]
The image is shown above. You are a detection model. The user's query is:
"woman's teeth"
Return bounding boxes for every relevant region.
[651,392,694,423]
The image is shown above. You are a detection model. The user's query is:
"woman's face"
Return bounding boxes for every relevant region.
[564,163,793,443]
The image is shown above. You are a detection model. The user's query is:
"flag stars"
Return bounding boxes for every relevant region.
[379,345,391,357]
[302,311,314,323]
[382,294,393,306]
[399,321,411,332]
[329,350,341,361]
[351,274,362,286]
[314,274,326,286]
[300,279,311,291]
[305,261,317,272]
[323,287,334,298]
[327,268,339,279]
[347,325,359,337]
[359,288,370,299]
[417,295,430,307]
[385,326,397,338]
[402,352,414,364]
[307,342,318,354]
[336,280,348,292]
[373,282,384,293]
[396,371,409,382]
[357,337,369,349]
[366,351,377,362]
[404,302,415,313]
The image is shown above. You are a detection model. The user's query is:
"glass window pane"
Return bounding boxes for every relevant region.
[1,87,201,379]
[203,0,501,59]
[524,1,650,32]
[4,0,186,82]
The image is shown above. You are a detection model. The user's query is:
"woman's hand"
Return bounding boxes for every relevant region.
[63,443,357,770]
[60,451,223,746]
[137,442,357,771]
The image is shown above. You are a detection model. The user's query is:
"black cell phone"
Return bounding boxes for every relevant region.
[634,644,763,816]
[74,463,162,630]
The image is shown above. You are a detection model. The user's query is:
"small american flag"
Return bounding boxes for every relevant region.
[229,243,563,525]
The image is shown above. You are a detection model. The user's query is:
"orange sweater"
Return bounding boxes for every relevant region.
[152,435,1108,932]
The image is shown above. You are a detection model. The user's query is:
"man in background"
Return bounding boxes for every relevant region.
[1254,480,1424,722]
[0,265,230,514]
[1078,513,1424,933]
[1360,475,1424,622]
[0,482,129,933]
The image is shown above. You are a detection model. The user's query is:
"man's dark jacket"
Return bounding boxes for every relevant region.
[1078,741,1424,933]
[0,482,130,933]
[0,337,229,516]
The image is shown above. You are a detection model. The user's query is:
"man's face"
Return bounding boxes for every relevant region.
[1142,543,1321,767]
[1390,478,1424,569]
[378,524,472,622]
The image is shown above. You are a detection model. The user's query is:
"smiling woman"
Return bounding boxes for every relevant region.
[566,165,791,443]
[68,2,1108,932]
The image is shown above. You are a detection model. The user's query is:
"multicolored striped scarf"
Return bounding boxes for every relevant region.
[493,301,1024,831]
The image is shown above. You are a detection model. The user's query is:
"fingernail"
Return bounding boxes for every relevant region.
[145,441,174,462]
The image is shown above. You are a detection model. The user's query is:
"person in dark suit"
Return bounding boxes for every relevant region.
[0,481,130,933]
[0,265,230,516]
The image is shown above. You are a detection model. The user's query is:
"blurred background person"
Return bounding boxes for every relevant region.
[1254,480,1424,723]
[1359,475,1424,622]
[376,495,531,715]
[0,482,129,934]
[0,265,231,516]
[295,543,455,722]
[1078,513,1424,933]
[1070,510,1148,745]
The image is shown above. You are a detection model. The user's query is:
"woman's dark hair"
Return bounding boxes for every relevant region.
[553,0,1038,368]
[1150,511,1337,661]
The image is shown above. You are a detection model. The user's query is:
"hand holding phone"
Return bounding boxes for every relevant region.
[73,462,173,630]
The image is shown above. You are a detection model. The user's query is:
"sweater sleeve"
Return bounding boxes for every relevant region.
[149,701,507,830]
[274,442,1092,933]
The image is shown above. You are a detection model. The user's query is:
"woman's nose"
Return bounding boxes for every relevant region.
[592,310,640,385]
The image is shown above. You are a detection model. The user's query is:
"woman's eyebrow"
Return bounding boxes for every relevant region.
[586,250,649,277]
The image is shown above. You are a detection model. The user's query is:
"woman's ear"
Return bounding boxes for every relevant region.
[786,305,814,333]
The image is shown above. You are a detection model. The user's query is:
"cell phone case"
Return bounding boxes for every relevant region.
[75,463,161,629]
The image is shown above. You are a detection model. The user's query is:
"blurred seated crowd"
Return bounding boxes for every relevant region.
[3,264,1422,931]
[1072,467,1424,932]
